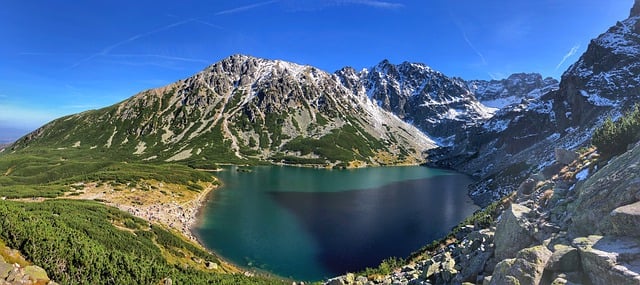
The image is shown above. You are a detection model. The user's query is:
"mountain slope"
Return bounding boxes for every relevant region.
[11,55,434,168]
[429,1,640,205]
[337,61,495,140]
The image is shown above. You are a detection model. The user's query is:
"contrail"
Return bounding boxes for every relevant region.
[69,19,195,69]
[215,0,279,15]
[556,44,580,70]
[461,31,487,65]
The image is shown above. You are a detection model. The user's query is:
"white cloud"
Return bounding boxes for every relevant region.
[556,44,580,70]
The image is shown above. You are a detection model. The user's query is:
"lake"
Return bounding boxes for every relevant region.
[194,165,478,281]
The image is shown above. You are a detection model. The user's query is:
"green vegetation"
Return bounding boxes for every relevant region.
[0,200,284,284]
[0,149,216,198]
[592,104,640,159]
[282,124,384,163]
[359,257,405,277]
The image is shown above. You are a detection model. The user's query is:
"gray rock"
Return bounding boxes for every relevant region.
[610,201,640,237]
[489,245,552,285]
[24,265,49,282]
[326,277,346,285]
[517,178,537,198]
[205,261,219,270]
[573,235,640,285]
[568,144,640,236]
[494,203,536,260]
[0,262,12,280]
[546,244,580,272]
[555,148,579,165]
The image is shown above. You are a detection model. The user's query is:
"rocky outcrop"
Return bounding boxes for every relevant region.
[568,143,640,237]
[489,245,552,285]
[573,235,640,285]
[493,204,536,260]
[0,255,57,285]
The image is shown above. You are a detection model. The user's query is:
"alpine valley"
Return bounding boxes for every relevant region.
[3,1,640,285]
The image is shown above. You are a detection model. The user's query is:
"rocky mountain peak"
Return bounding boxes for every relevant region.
[631,0,640,17]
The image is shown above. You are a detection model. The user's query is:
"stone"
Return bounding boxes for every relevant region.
[489,245,552,285]
[345,273,355,284]
[205,261,219,270]
[555,148,579,165]
[610,201,640,237]
[573,235,640,285]
[517,178,537,197]
[326,278,346,285]
[24,265,49,282]
[0,262,12,279]
[162,277,173,285]
[545,244,580,272]
[494,203,536,260]
[355,276,368,284]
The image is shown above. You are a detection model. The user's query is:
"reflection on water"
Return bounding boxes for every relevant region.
[195,166,478,281]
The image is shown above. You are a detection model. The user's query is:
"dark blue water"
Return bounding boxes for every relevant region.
[194,166,478,281]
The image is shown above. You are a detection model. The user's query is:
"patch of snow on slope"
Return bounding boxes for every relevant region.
[576,168,589,181]
[580,90,618,107]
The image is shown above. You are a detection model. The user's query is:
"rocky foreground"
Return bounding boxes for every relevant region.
[327,142,640,285]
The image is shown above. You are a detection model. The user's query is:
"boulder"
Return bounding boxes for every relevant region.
[494,204,536,260]
[573,235,640,285]
[489,245,552,285]
[24,265,50,282]
[205,261,219,270]
[610,201,640,237]
[517,178,537,198]
[545,244,580,272]
[555,148,579,165]
[0,261,12,279]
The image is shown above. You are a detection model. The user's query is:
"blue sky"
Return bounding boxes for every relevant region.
[0,0,633,132]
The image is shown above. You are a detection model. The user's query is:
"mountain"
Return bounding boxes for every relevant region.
[336,60,495,140]
[428,0,640,205]
[466,73,559,109]
[11,55,434,168]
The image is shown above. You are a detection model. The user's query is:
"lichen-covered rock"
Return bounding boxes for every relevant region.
[546,244,580,272]
[494,203,536,260]
[573,235,640,285]
[555,148,579,165]
[610,201,640,237]
[489,245,552,285]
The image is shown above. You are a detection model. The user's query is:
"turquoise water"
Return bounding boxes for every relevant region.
[194,166,478,281]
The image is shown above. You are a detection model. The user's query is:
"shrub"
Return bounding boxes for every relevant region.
[592,104,640,158]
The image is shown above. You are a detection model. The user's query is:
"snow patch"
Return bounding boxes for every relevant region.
[580,90,618,107]
[576,168,589,181]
